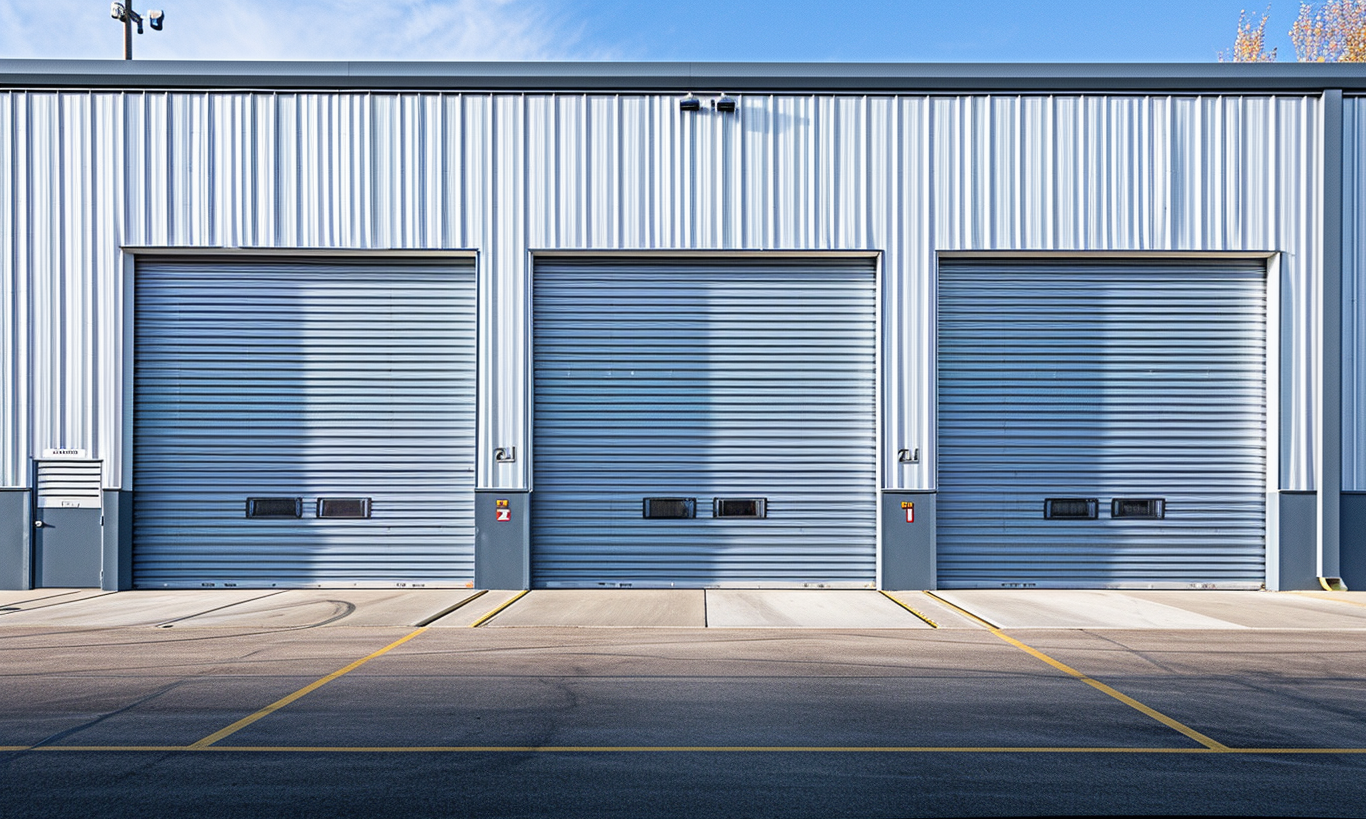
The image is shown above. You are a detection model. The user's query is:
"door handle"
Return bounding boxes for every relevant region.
[33,520,44,528]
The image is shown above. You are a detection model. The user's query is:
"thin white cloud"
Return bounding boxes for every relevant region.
[0,0,605,61]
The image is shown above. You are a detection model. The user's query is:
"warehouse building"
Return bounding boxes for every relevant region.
[1,61,1363,592]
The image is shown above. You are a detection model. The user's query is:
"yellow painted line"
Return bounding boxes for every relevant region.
[186,745,1216,753]
[469,590,530,628]
[879,591,938,628]
[35,746,194,752]
[18,744,1366,754]
[189,628,428,749]
[0,746,31,751]
[990,630,1229,751]
[922,591,1229,750]
[1290,591,1366,610]
[1213,748,1366,754]
[923,591,998,629]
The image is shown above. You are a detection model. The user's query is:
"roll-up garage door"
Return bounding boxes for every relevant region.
[937,259,1267,589]
[134,257,476,587]
[532,257,878,588]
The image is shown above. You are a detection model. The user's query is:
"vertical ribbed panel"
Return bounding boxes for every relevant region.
[133,257,476,587]
[937,259,1267,588]
[1345,98,1366,491]
[0,90,1326,494]
[531,258,877,588]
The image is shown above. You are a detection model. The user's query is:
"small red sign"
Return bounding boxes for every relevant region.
[495,508,512,522]
[905,505,914,523]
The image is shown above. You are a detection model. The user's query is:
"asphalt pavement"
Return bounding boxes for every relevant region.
[3,588,1366,817]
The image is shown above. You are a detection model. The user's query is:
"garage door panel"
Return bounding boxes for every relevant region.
[532,258,878,588]
[133,258,476,588]
[937,259,1267,589]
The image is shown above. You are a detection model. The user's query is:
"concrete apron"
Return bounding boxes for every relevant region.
[4,588,1366,630]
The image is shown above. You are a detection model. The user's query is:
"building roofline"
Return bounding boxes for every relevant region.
[2,60,1366,94]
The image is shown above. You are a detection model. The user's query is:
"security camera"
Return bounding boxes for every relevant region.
[148,10,164,30]
[110,2,125,20]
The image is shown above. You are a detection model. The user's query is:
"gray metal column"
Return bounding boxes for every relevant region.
[1343,493,1366,588]
[1321,89,1344,580]
[0,490,31,590]
[475,490,530,589]
[101,490,134,591]
[881,491,936,589]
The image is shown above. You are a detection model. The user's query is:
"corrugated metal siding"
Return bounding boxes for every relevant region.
[133,257,476,587]
[0,91,1324,492]
[1345,98,1366,492]
[530,257,877,587]
[937,259,1267,588]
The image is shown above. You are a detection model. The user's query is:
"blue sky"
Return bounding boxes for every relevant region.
[0,1,1302,62]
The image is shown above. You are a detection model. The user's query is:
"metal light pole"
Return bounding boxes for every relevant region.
[111,2,165,60]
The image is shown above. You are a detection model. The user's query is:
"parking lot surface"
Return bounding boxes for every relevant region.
[4,589,1366,817]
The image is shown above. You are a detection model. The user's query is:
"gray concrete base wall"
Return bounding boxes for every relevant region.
[0,490,31,590]
[475,490,530,590]
[102,490,133,591]
[1278,491,1320,591]
[1342,492,1366,591]
[881,491,935,590]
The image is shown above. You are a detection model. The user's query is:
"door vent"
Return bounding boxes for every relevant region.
[1111,498,1165,519]
[713,498,767,518]
[35,459,103,509]
[246,497,303,518]
[1043,498,1098,520]
[642,498,696,519]
[317,498,372,519]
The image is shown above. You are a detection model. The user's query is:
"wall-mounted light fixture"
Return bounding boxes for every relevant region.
[679,94,702,112]
[715,94,738,112]
[110,1,165,59]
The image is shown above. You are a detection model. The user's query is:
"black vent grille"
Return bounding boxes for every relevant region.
[246,497,303,519]
[642,498,696,519]
[1111,498,1165,519]
[713,498,767,518]
[1043,498,1098,520]
[318,498,372,519]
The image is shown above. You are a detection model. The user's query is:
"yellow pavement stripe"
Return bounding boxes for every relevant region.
[35,746,195,752]
[0,746,30,751]
[184,745,1219,753]
[189,628,428,749]
[469,590,530,628]
[1290,591,1366,610]
[923,591,999,628]
[920,590,1229,750]
[19,744,1366,754]
[879,591,939,628]
[990,630,1230,751]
